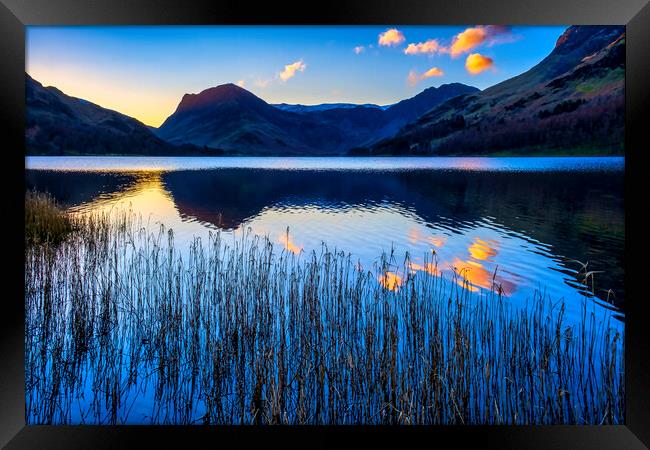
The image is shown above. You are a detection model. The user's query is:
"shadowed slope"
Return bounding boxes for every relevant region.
[26,74,222,156]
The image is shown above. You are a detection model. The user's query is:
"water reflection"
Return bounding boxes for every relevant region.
[278,230,303,255]
[379,272,403,291]
[26,163,625,314]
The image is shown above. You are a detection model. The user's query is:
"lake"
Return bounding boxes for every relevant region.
[25,155,626,424]
[25,156,625,319]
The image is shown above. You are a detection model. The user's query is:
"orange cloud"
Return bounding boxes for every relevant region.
[404,39,447,55]
[236,79,246,88]
[465,53,494,74]
[407,71,420,87]
[450,25,511,57]
[353,46,365,54]
[279,60,306,81]
[407,67,444,86]
[423,67,444,78]
[378,28,405,47]
[451,27,489,57]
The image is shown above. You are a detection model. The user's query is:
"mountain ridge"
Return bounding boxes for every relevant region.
[272,103,386,113]
[25,74,216,156]
[154,81,478,154]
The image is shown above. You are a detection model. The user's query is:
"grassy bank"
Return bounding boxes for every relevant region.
[25,206,624,425]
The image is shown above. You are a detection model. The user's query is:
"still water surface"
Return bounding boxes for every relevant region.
[26,156,625,319]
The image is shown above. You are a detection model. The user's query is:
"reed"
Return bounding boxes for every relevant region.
[24,208,624,425]
[25,191,75,247]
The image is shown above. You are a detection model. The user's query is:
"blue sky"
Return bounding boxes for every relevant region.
[26,25,567,127]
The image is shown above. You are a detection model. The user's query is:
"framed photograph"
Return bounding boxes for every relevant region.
[2,0,648,448]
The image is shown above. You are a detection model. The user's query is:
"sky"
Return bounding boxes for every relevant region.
[26,25,567,127]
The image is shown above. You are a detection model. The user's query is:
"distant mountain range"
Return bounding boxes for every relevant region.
[272,103,388,113]
[25,25,624,157]
[153,82,478,155]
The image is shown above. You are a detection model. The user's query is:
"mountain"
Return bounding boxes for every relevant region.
[27,25,622,157]
[272,103,384,113]
[383,83,481,139]
[155,83,349,155]
[155,83,478,154]
[292,83,481,150]
[25,74,219,156]
[372,25,625,156]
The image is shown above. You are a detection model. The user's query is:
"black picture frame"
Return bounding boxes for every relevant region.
[2,0,648,448]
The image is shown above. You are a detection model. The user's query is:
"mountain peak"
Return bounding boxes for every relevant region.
[176,83,264,113]
[429,82,470,90]
[551,25,624,57]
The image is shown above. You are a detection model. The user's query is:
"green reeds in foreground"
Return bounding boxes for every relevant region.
[25,191,75,246]
[24,208,624,425]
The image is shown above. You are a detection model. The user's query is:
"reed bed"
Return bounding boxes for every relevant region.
[25,208,624,425]
[25,191,74,246]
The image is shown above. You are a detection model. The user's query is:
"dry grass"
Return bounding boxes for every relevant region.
[25,191,75,247]
[24,208,624,425]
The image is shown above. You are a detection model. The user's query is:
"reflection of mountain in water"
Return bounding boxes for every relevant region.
[26,171,135,205]
[25,168,624,305]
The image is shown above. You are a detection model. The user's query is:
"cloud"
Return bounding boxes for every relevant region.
[353,46,365,54]
[465,53,494,74]
[378,28,405,47]
[486,30,521,47]
[402,26,514,58]
[422,67,444,78]
[404,39,447,55]
[253,78,271,88]
[407,71,419,87]
[236,79,246,88]
[450,25,511,57]
[407,66,444,86]
[279,60,307,81]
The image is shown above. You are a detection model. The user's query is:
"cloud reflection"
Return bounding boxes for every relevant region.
[278,232,303,255]
[379,271,403,291]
